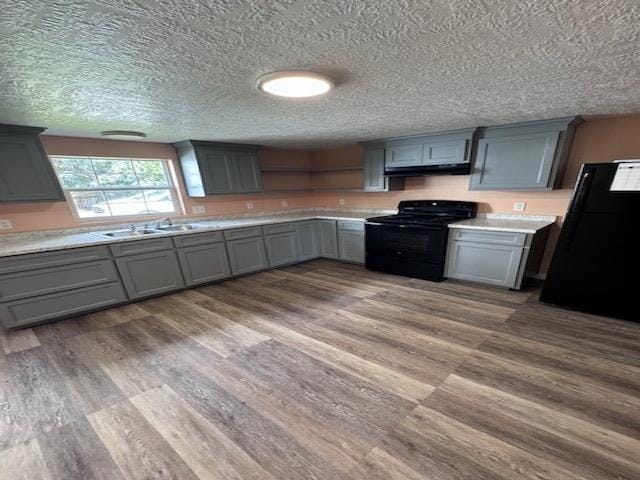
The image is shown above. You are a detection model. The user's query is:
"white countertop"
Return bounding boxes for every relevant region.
[448,213,557,233]
[0,210,557,258]
[0,209,392,258]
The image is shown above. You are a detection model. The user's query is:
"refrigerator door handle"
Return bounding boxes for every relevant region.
[570,170,594,214]
[565,169,594,247]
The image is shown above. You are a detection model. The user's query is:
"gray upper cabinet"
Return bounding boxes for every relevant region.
[384,128,477,168]
[296,221,320,261]
[469,117,583,190]
[173,140,262,197]
[362,143,404,192]
[233,151,262,192]
[385,143,423,167]
[226,236,268,276]
[0,124,64,202]
[317,220,338,259]
[116,250,185,300]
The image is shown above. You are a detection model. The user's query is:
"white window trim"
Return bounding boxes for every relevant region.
[50,156,185,223]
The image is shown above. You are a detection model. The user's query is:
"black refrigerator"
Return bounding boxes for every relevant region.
[540,161,640,321]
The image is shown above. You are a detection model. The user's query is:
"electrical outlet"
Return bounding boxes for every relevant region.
[0,219,13,229]
[339,198,346,206]
[513,201,526,212]
[281,200,288,207]
[191,205,205,214]
[246,201,254,210]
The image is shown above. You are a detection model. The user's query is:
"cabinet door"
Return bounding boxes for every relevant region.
[364,148,386,191]
[445,241,522,288]
[233,152,263,193]
[226,237,268,275]
[0,134,64,202]
[338,230,365,264]
[385,144,423,167]
[116,250,185,300]
[198,148,236,194]
[177,243,230,286]
[265,232,299,267]
[318,220,338,259]
[296,221,320,261]
[423,140,467,165]
[470,132,560,190]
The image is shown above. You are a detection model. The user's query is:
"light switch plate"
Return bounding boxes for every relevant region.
[191,205,205,214]
[339,198,346,206]
[513,201,526,212]
[281,200,288,207]
[0,219,13,229]
[246,201,254,210]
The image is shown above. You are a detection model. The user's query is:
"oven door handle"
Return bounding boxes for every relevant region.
[365,222,442,231]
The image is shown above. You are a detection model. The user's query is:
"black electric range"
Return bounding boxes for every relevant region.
[365,200,477,281]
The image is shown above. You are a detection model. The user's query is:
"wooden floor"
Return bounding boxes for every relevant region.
[1,259,639,480]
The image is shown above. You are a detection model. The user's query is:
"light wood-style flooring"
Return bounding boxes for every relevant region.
[1,259,639,479]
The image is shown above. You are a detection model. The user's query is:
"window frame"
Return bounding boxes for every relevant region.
[50,155,184,222]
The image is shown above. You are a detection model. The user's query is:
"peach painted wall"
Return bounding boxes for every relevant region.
[0,137,315,232]
[310,115,640,273]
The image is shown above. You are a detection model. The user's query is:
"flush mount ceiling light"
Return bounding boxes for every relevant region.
[100,130,147,140]
[257,71,334,98]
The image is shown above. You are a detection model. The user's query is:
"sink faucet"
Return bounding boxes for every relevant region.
[129,224,137,233]
[145,218,173,229]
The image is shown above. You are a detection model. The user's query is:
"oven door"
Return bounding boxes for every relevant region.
[365,222,448,280]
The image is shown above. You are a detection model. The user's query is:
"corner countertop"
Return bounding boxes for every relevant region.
[0,208,394,258]
[448,213,557,234]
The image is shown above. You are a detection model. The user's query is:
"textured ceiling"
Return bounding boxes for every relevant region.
[0,0,639,149]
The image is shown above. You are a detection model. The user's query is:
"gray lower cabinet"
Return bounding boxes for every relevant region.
[470,117,582,190]
[0,124,65,202]
[318,220,338,259]
[226,236,268,276]
[337,221,365,264]
[445,241,523,288]
[177,243,230,287]
[116,250,185,300]
[0,246,125,328]
[338,230,365,264]
[296,221,320,261]
[265,232,299,267]
[0,282,126,329]
[445,229,533,289]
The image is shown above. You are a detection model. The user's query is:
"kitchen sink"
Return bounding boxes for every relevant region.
[95,229,161,238]
[155,224,206,232]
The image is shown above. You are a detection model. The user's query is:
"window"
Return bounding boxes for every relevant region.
[51,157,182,220]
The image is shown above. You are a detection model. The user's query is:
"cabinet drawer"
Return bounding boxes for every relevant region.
[172,231,224,248]
[224,226,263,240]
[262,222,295,235]
[337,220,365,232]
[109,237,174,257]
[0,246,110,274]
[0,259,119,302]
[0,282,127,329]
[450,229,527,246]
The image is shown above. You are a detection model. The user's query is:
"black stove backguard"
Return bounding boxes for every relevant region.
[396,200,477,219]
[365,200,477,282]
